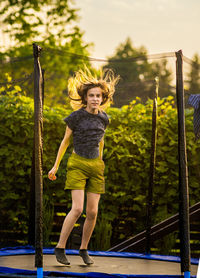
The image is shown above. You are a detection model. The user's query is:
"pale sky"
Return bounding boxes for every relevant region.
[76,0,200,60]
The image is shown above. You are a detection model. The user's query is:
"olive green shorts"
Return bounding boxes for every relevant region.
[64,153,105,194]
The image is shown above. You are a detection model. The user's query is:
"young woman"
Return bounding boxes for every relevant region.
[48,68,119,265]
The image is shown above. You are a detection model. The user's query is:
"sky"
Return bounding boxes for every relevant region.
[75,0,200,60]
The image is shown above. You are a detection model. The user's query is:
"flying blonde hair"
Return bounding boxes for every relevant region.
[68,67,120,111]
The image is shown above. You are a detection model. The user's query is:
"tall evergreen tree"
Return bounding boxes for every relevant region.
[186,53,200,94]
[104,38,174,107]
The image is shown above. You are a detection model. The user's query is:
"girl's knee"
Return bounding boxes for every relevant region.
[86,209,98,220]
[72,206,83,218]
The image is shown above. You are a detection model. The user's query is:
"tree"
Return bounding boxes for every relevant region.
[186,53,200,94]
[0,0,82,47]
[0,0,92,107]
[148,59,175,99]
[104,38,174,107]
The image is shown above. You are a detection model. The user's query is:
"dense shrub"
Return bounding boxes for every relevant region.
[0,85,199,252]
[0,84,72,244]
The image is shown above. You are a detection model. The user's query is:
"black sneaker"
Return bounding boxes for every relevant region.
[54,248,70,265]
[79,249,94,265]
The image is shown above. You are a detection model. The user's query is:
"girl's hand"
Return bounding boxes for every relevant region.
[48,166,57,181]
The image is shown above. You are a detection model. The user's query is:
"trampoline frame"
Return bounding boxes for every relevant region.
[0,246,198,278]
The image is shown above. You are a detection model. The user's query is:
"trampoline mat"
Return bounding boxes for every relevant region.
[0,254,198,276]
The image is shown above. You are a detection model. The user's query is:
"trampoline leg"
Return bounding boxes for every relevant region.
[37,267,43,278]
[184,271,190,278]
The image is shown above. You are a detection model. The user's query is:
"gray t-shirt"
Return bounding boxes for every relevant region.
[64,108,109,159]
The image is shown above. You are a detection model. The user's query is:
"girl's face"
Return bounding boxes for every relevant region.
[85,87,103,111]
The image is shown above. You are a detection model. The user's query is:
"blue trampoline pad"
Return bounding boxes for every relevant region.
[0,247,198,278]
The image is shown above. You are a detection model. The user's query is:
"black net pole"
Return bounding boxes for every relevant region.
[145,77,158,254]
[28,68,44,245]
[28,144,35,246]
[33,43,43,274]
[175,50,191,275]
[42,69,45,106]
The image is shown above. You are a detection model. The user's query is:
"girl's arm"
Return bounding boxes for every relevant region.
[99,137,104,160]
[48,126,72,180]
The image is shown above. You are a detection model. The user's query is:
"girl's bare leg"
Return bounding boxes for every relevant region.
[79,192,100,264]
[55,190,84,265]
[56,189,84,248]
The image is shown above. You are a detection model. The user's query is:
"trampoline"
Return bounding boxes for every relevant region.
[0,246,198,277]
[0,47,198,278]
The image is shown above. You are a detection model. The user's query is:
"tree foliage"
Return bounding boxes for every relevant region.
[0,0,92,107]
[186,53,200,94]
[104,38,174,107]
[0,0,81,46]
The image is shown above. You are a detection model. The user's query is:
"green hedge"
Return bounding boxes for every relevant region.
[0,85,199,252]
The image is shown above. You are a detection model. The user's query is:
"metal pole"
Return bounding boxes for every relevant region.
[33,43,43,278]
[175,50,190,277]
[145,77,158,254]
